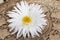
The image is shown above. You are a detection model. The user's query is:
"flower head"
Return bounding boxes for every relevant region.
[7,1,47,38]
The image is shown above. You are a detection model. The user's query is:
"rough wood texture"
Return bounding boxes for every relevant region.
[0,0,60,40]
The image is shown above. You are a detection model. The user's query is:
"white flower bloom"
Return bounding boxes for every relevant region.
[7,1,47,38]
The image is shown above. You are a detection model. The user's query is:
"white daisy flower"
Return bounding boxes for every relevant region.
[7,1,47,38]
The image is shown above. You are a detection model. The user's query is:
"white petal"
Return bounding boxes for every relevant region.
[27,31,30,38]
[36,26,42,34]
[16,3,22,11]
[7,11,20,18]
[34,31,39,37]
[11,28,17,34]
[29,27,36,38]
[17,27,23,38]
[22,28,26,38]
[7,19,15,22]
[14,6,21,14]
[9,26,15,32]
[37,24,44,29]
[40,13,46,17]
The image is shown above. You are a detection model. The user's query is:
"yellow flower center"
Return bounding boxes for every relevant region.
[22,16,31,25]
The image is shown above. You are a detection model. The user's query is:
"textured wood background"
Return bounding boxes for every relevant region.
[0,0,60,40]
